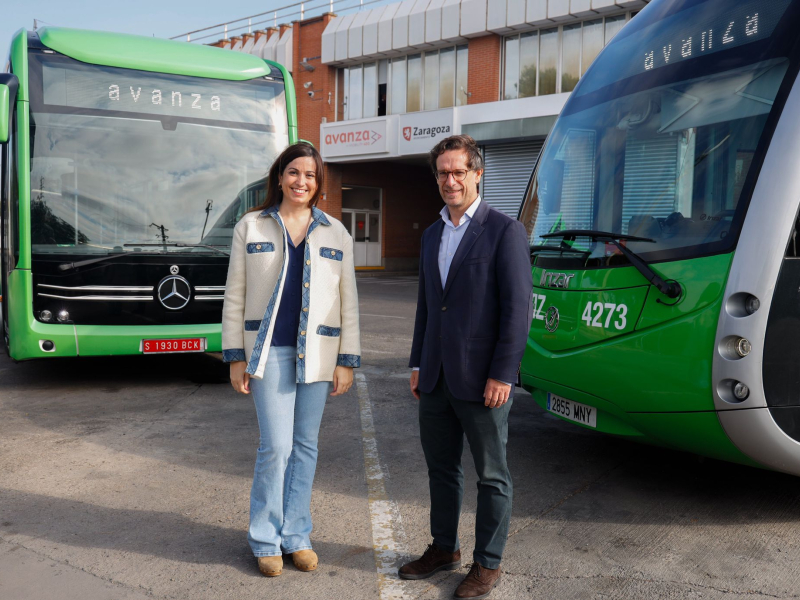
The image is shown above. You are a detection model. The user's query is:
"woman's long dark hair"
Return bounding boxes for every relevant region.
[250,142,325,213]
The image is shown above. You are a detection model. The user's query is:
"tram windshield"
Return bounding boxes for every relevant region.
[27,53,288,256]
[520,0,799,265]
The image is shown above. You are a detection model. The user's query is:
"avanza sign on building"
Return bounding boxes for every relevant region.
[322,120,388,158]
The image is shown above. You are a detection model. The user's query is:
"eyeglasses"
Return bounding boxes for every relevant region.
[435,169,472,182]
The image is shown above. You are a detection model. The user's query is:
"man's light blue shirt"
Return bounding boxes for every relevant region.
[438,196,482,289]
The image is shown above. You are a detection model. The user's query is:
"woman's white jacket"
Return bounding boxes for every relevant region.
[222,205,361,382]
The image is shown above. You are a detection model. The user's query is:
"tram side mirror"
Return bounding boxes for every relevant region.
[0,84,9,143]
[538,159,565,211]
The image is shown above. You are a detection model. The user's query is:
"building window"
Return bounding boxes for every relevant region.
[538,28,559,96]
[363,62,378,118]
[502,13,632,100]
[439,47,456,109]
[456,45,469,106]
[503,35,520,100]
[390,57,407,114]
[378,59,388,116]
[424,51,440,110]
[336,45,468,120]
[349,64,363,120]
[581,19,604,76]
[518,32,538,98]
[605,14,626,44]
[407,54,422,112]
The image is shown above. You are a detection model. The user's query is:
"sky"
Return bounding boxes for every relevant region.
[1,0,286,56]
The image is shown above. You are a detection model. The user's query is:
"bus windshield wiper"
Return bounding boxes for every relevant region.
[123,243,230,256]
[540,230,682,299]
[58,243,230,272]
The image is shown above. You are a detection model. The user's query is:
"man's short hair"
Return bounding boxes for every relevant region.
[429,135,484,175]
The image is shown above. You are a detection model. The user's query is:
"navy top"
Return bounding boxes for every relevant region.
[271,236,305,347]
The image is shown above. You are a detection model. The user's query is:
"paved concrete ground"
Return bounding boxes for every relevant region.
[2,276,800,599]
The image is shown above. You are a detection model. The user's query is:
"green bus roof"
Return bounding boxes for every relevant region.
[37,27,273,81]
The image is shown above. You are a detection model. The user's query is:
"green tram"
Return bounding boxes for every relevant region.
[519,0,800,475]
[0,27,296,360]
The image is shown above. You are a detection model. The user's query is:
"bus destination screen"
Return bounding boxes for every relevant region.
[41,61,282,126]
[576,0,793,97]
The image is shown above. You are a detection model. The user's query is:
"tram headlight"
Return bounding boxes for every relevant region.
[40,310,52,322]
[57,310,70,323]
[745,296,760,315]
[733,381,750,400]
[735,337,752,357]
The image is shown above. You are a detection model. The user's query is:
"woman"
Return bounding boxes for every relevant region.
[222,142,360,577]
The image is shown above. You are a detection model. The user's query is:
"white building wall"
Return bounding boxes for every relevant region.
[275,29,293,71]
[425,0,445,43]
[363,7,386,55]
[506,0,528,29]
[335,14,357,61]
[321,18,340,63]
[441,0,463,41]
[378,3,400,53]
[460,0,487,36]
[409,0,432,47]
[264,31,280,61]
[349,10,370,58]
[392,0,417,51]
[320,0,647,64]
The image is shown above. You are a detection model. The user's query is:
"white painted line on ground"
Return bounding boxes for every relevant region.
[356,373,412,600]
[363,348,395,354]
[360,313,409,319]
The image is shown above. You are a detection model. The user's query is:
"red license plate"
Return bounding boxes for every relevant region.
[142,338,205,354]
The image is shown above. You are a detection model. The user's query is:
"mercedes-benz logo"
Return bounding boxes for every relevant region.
[157,275,191,310]
[544,306,560,332]
[170,265,180,275]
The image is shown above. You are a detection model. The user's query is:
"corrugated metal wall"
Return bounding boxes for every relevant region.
[481,140,544,217]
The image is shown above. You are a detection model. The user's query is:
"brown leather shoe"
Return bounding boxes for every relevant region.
[292,549,318,572]
[257,556,282,577]
[398,543,461,580]
[454,563,501,599]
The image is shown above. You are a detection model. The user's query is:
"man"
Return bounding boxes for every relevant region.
[400,135,533,599]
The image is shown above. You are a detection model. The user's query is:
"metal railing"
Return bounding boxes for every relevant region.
[171,0,393,43]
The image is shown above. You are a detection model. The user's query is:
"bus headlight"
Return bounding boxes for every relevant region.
[57,310,70,323]
[40,310,53,322]
[735,338,752,357]
[733,382,750,400]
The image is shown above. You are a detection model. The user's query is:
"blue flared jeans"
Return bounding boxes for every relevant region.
[248,346,330,557]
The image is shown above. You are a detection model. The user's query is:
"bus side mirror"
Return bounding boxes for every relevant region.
[0,84,9,143]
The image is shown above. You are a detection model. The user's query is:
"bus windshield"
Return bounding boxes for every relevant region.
[520,0,799,265]
[28,53,288,256]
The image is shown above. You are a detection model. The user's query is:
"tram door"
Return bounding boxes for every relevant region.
[341,186,381,267]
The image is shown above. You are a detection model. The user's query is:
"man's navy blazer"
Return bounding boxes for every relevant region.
[409,200,534,402]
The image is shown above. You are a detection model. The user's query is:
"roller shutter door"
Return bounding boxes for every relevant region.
[621,134,680,234]
[481,141,544,218]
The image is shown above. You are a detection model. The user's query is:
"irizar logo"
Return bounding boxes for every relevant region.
[544,306,560,333]
[540,271,575,288]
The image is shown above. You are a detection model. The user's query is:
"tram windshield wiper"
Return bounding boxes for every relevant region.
[58,243,230,272]
[540,230,682,299]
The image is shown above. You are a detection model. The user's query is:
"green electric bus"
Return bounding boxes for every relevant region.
[519,0,800,475]
[0,27,296,360]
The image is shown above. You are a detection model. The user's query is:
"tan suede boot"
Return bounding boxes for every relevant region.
[257,556,283,577]
[292,549,318,572]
